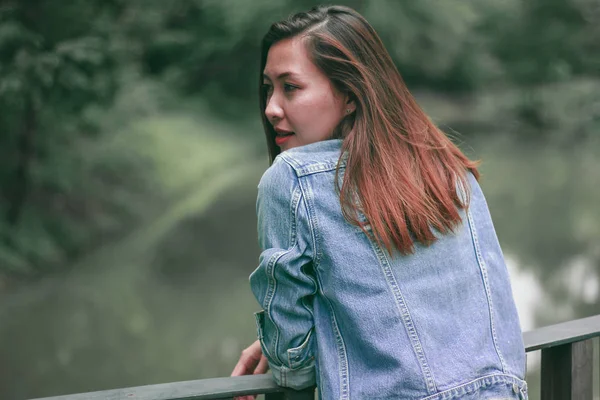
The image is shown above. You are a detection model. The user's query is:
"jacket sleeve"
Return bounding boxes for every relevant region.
[249,157,317,390]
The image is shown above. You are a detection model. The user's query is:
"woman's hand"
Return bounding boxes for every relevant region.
[231,340,269,400]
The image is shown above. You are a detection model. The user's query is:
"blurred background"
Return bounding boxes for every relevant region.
[0,1,599,399]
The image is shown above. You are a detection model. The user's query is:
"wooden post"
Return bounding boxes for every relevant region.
[541,339,593,400]
[265,392,285,400]
[265,388,314,400]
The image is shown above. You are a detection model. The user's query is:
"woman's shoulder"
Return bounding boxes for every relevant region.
[258,139,345,199]
[258,156,298,191]
[275,139,345,177]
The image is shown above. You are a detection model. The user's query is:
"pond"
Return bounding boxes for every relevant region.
[0,115,598,400]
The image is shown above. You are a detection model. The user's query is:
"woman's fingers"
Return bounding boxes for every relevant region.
[231,340,263,376]
[254,355,269,374]
[231,355,250,376]
[231,351,257,376]
[232,341,266,399]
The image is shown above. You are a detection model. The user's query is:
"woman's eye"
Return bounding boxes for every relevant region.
[283,83,297,93]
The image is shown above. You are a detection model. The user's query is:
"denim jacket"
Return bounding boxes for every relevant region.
[250,139,527,400]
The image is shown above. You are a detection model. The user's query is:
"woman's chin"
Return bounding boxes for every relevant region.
[279,140,298,152]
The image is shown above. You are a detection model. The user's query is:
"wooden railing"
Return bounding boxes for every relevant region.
[524,314,599,399]
[32,314,600,400]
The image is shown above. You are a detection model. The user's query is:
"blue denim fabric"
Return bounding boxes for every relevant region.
[250,139,527,399]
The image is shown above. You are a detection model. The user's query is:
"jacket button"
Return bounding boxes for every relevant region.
[512,383,519,394]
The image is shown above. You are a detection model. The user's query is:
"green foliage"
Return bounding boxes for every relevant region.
[0,0,598,281]
[490,0,600,85]
[0,0,122,276]
[0,2,118,112]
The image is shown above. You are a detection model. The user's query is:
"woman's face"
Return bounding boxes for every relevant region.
[263,37,354,152]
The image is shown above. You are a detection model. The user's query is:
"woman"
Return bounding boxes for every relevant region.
[232,5,527,400]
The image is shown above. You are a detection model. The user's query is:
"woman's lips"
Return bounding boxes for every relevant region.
[275,133,294,146]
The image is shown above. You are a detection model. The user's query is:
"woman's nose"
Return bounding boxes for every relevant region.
[265,95,284,124]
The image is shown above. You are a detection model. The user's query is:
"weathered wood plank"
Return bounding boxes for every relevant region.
[30,314,600,400]
[541,343,571,400]
[540,339,593,400]
[30,375,287,400]
[571,339,593,400]
[524,314,600,352]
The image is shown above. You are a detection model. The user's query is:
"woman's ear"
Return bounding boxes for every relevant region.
[344,95,356,114]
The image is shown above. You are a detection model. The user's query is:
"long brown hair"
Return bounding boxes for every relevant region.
[259,5,480,255]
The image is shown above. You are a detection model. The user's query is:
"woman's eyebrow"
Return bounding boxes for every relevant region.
[263,71,299,81]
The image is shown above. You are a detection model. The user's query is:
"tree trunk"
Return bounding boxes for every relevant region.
[6,95,36,227]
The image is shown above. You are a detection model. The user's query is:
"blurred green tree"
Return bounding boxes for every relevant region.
[0,0,126,276]
[0,0,598,280]
[0,0,119,224]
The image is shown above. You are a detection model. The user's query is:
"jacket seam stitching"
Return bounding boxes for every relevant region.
[263,182,303,366]
[264,251,282,365]
[281,157,319,266]
[466,209,507,373]
[309,262,349,399]
[254,311,275,362]
[290,163,319,322]
[420,373,527,400]
[292,186,317,322]
[296,164,341,176]
[328,297,350,399]
[292,162,350,400]
[279,152,346,177]
[370,240,438,394]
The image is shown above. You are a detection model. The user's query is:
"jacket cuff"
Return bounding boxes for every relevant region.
[268,359,316,390]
